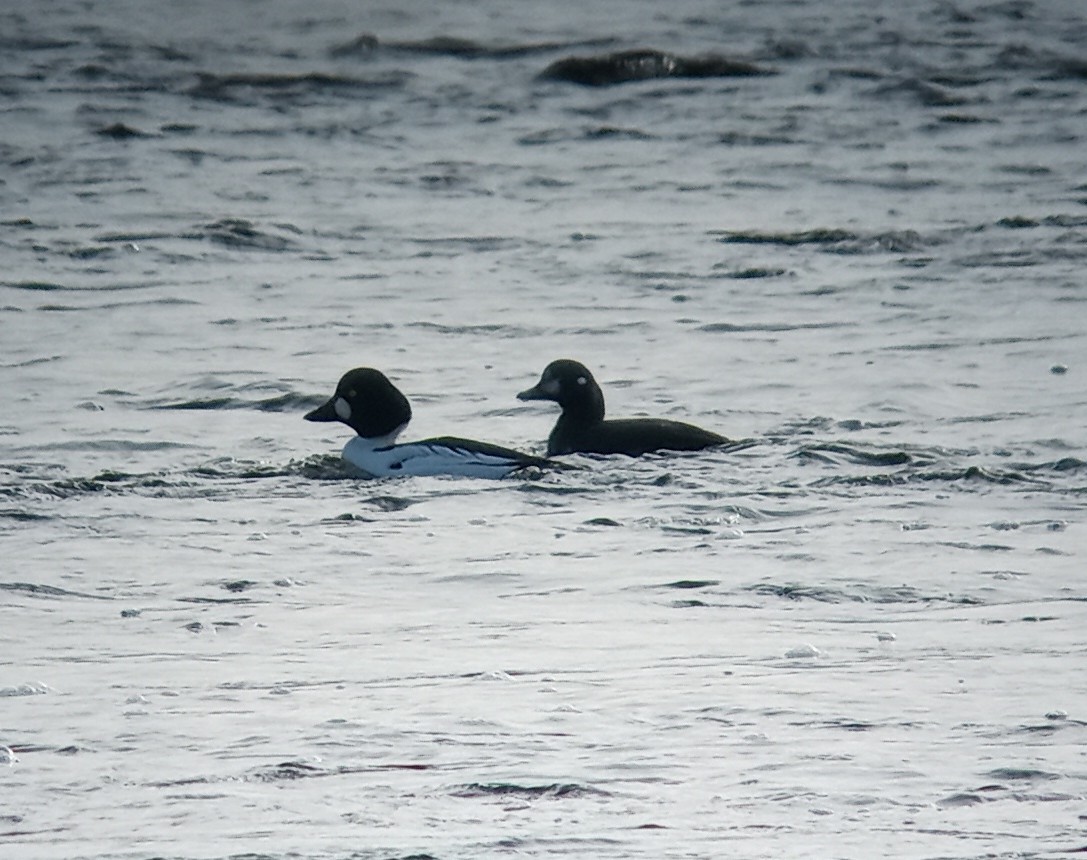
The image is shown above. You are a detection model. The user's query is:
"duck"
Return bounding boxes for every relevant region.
[517,359,729,457]
[306,367,552,478]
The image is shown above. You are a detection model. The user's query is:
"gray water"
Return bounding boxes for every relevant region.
[2,1,1086,858]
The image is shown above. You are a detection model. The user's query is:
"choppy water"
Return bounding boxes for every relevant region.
[2,1,1086,858]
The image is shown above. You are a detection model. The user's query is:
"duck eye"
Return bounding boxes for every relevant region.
[576,376,587,386]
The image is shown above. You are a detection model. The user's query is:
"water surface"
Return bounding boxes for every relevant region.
[2,1,1086,858]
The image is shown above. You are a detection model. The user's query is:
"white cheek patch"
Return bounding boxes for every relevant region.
[334,396,352,421]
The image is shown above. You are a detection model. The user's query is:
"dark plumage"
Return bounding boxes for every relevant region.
[517,359,729,457]
[304,367,411,438]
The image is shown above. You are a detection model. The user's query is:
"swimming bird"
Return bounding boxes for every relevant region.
[305,367,551,478]
[517,359,729,457]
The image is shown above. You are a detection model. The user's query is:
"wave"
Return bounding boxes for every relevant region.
[539,49,773,86]
[790,441,1087,488]
[996,44,1087,82]
[659,578,720,590]
[996,214,1087,229]
[700,320,849,333]
[0,682,51,697]
[866,77,970,108]
[150,392,315,413]
[405,320,539,337]
[712,227,928,253]
[95,122,152,140]
[809,465,1049,488]
[745,581,983,606]
[0,280,158,294]
[183,218,302,251]
[450,781,607,799]
[187,71,409,104]
[800,447,1052,487]
[0,508,51,521]
[796,442,919,468]
[329,33,613,60]
[89,219,308,253]
[717,266,788,279]
[4,432,1079,504]
[0,581,113,601]
[151,758,435,789]
[2,456,346,501]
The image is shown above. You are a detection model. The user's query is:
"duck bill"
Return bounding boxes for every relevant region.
[516,385,546,402]
[304,397,339,422]
[517,379,559,402]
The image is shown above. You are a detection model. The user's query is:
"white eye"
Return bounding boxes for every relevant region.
[334,396,352,420]
[576,376,587,386]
